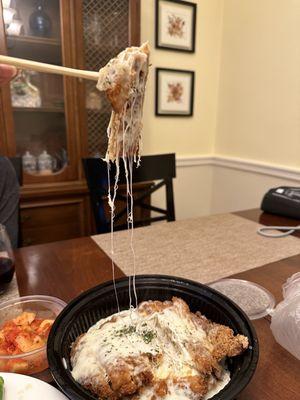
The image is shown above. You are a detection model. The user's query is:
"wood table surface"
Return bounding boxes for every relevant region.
[12,210,300,400]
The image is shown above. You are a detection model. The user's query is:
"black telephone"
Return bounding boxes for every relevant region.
[261,187,300,219]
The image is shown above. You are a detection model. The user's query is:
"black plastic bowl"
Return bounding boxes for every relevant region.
[47,275,259,400]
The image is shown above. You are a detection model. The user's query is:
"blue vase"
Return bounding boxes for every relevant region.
[29,3,52,37]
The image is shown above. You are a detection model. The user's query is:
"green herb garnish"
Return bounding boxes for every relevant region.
[142,330,157,344]
[115,325,136,336]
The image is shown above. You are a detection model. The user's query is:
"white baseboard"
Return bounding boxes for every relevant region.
[176,155,300,182]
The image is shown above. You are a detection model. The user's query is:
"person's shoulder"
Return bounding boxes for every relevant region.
[0,156,12,170]
[0,156,9,164]
[0,156,17,178]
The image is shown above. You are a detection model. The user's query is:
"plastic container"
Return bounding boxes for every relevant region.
[0,295,66,375]
[47,275,259,400]
[270,272,300,360]
[209,279,276,320]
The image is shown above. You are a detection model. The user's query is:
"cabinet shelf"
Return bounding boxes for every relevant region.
[7,35,61,46]
[7,35,62,64]
[13,106,64,113]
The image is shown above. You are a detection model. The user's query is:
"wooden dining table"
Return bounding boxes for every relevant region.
[12,209,300,400]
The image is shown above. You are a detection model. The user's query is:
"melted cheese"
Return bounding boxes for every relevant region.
[203,371,230,399]
[97,43,149,163]
[71,307,231,399]
[72,308,205,382]
[96,43,150,312]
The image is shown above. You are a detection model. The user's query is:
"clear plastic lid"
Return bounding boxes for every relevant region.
[209,279,276,320]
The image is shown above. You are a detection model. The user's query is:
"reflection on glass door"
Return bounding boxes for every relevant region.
[2,0,68,176]
[82,0,129,157]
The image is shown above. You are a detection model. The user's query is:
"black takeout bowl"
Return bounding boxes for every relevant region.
[47,275,259,400]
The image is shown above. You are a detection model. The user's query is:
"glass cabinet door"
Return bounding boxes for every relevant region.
[81,0,131,157]
[1,0,69,178]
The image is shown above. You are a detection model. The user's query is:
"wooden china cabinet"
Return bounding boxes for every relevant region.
[0,0,141,246]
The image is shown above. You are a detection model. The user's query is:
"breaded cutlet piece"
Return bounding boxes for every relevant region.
[97,43,150,163]
[71,297,248,400]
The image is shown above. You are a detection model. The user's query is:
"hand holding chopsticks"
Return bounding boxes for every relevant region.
[0,55,99,81]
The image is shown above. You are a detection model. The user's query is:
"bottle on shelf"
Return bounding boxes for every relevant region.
[29,0,52,37]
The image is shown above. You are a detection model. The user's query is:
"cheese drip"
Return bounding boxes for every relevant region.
[97,43,150,310]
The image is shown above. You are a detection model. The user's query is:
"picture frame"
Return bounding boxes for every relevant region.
[155,68,195,117]
[155,0,197,53]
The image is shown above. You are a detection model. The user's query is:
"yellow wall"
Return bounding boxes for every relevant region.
[140,0,300,218]
[141,0,223,156]
[141,1,300,167]
[215,0,300,167]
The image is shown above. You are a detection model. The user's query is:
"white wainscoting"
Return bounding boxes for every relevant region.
[170,155,300,219]
[151,159,213,221]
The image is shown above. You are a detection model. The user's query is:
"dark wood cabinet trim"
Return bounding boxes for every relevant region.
[20,195,92,245]
[20,180,89,200]
[129,0,141,46]
[71,0,89,167]
[20,198,87,209]
[0,6,16,155]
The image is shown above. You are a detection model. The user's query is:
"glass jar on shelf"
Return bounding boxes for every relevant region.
[38,150,53,175]
[22,150,37,173]
[10,70,41,108]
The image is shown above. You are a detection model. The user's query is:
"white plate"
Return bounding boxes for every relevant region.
[0,373,68,400]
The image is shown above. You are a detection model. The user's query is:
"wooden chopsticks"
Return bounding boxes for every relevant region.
[0,55,99,81]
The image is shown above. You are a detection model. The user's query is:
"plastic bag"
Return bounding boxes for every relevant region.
[270,272,300,360]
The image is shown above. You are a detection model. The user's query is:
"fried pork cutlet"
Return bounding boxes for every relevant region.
[71,297,248,400]
[96,43,149,163]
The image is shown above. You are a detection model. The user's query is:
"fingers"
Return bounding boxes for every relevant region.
[0,64,17,86]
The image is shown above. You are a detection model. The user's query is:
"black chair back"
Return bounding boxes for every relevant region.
[83,153,176,234]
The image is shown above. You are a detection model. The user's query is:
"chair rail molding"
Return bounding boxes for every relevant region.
[176,155,300,182]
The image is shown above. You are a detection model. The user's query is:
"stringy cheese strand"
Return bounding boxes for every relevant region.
[97,43,149,311]
[129,155,138,307]
[107,162,120,312]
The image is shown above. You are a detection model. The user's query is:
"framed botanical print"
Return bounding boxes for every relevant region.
[155,0,197,53]
[155,68,195,117]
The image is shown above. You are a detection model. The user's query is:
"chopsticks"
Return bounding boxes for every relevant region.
[0,55,99,81]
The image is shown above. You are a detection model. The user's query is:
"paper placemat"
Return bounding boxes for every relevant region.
[92,213,300,284]
[0,274,19,303]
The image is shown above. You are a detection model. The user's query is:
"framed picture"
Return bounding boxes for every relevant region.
[155,0,197,53]
[155,68,195,117]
